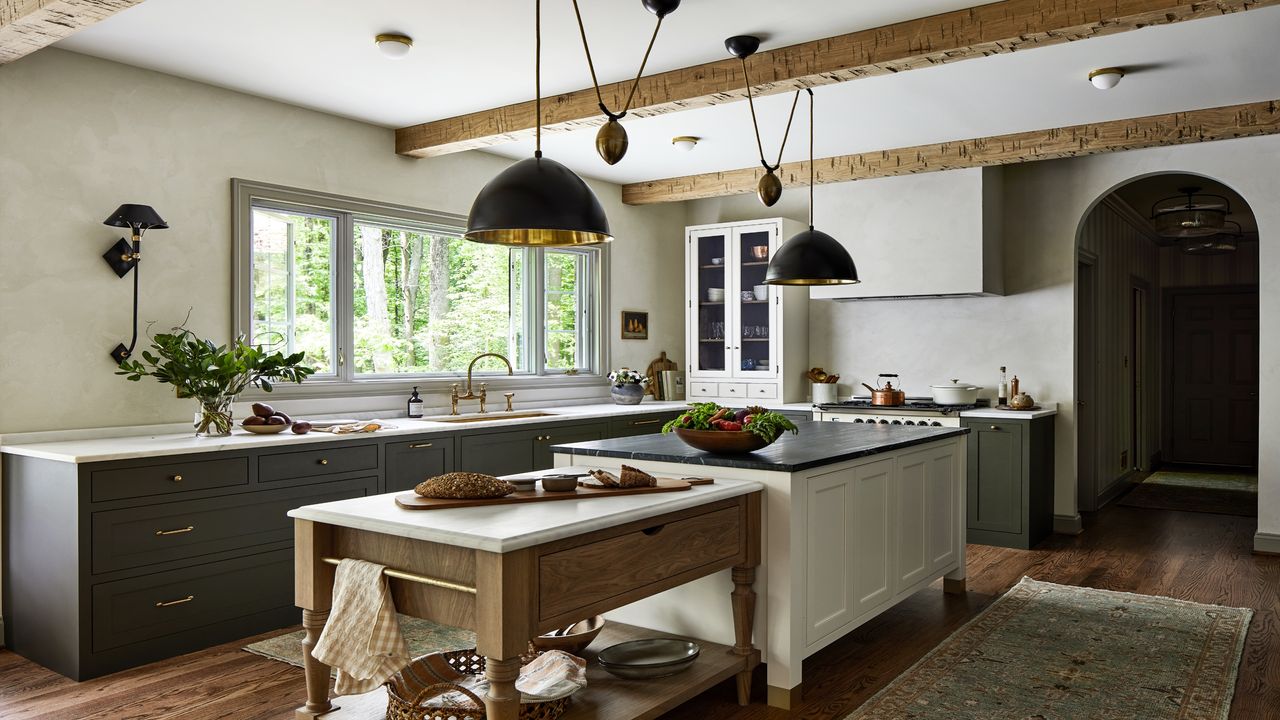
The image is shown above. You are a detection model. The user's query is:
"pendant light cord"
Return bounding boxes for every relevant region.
[807,88,814,229]
[572,0,664,121]
[535,0,542,158]
[740,57,801,172]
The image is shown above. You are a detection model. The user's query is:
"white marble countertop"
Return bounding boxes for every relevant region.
[287,467,763,552]
[0,400,819,464]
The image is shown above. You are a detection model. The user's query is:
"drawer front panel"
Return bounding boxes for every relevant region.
[688,382,717,398]
[747,383,778,399]
[91,457,248,503]
[717,383,747,399]
[538,507,741,620]
[92,549,293,652]
[609,413,680,437]
[258,443,378,483]
[92,477,375,573]
[386,436,456,493]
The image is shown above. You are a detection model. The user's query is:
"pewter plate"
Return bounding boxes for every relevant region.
[597,639,700,679]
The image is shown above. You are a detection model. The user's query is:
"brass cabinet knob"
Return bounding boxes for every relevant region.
[990,425,999,430]
[318,459,329,465]
[170,474,183,482]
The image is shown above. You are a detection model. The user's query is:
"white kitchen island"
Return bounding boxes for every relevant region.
[552,420,969,709]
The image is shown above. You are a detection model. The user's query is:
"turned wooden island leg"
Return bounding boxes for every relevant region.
[483,656,523,720]
[294,520,336,719]
[476,548,536,720]
[731,565,758,705]
[298,609,335,717]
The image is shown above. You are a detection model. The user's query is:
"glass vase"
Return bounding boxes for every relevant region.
[194,396,235,437]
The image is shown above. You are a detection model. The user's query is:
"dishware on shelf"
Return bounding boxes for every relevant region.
[748,245,769,260]
[742,358,756,371]
[673,427,772,454]
[710,257,723,265]
[741,290,756,301]
[753,284,769,299]
[707,288,725,302]
[531,615,606,656]
[597,638,701,680]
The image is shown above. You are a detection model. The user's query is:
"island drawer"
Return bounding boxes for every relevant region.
[91,457,248,503]
[258,443,378,483]
[91,477,376,574]
[91,549,293,652]
[688,381,717,398]
[717,383,748,399]
[537,505,742,621]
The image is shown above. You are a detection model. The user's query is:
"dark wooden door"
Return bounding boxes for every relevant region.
[1168,290,1259,467]
[1076,258,1098,511]
[458,428,539,476]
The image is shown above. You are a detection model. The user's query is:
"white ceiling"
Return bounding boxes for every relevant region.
[56,0,1280,186]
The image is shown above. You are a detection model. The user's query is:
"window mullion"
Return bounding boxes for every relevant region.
[336,211,356,382]
[531,248,545,375]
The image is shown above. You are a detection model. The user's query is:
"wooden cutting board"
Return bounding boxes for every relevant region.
[644,351,678,398]
[394,477,713,510]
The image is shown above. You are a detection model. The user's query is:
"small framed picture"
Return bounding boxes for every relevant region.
[620,310,648,340]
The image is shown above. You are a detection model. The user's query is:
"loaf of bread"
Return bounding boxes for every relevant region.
[588,469,619,487]
[619,464,657,488]
[415,472,515,499]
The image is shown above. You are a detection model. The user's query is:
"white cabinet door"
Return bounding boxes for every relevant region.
[925,443,960,573]
[851,458,894,618]
[686,227,732,379]
[894,450,931,593]
[805,467,855,644]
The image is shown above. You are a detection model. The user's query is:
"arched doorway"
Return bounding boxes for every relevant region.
[1074,172,1260,513]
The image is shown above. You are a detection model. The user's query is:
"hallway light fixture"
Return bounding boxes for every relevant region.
[102,204,168,363]
[571,0,681,165]
[464,0,611,247]
[1182,220,1241,255]
[375,33,413,59]
[724,34,802,207]
[764,89,859,286]
[1151,186,1230,238]
[1088,67,1124,90]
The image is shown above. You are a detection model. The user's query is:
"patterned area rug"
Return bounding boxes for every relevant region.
[244,614,475,670]
[1119,470,1257,517]
[846,578,1252,720]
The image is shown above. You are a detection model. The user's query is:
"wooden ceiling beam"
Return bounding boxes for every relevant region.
[394,0,1280,158]
[620,99,1280,205]
[0,0,145,64]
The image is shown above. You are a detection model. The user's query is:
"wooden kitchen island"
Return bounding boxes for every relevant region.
[288,475,763,720]
[553,421,970,709]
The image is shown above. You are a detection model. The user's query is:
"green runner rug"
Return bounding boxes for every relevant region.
[1119,470,1257,517]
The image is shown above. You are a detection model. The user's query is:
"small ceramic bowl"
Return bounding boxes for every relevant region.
[710,257,723,265]
[531,615,605,655]
[241,423,288,434]
[707,288,725,302]
[540,474,580,492]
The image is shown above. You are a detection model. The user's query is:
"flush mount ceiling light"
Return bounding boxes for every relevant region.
[1088,67,1124,89]
[571,0,681,165]
[765,90,859,286]
[375,33,413,59]
[671,135,699,152]
[1151,186,1230,238]
[1182,220,1241,255]
[464,0,611,247]
[724,35,802,207]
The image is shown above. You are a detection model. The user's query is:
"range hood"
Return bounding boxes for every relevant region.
[810,167,1003,301]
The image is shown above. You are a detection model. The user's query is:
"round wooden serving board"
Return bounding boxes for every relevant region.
[394,477,706,510]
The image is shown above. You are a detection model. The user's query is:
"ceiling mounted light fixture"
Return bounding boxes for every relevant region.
[765,90,859,286]
[725,35,802,207]
[671,135,699,152]
[1151,186,1230,238]
[1088,67,1124,90]
[1182,220,1242,255]
[464,0,611,247]
[572,0,681,165]
[375,33,413,59]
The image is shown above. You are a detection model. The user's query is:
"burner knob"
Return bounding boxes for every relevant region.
[853,418,864,423]
[890,420,902,425]
[878,419,889,425]
[931,421,942,427]
[904,420,916,426]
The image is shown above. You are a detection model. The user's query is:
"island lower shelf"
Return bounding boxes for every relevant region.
[313,621,755,720]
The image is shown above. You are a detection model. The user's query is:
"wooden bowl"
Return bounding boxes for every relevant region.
[530,615,605,656]
[241,423,288,434]
[673,427,771,454]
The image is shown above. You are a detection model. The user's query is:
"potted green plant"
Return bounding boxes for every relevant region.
[608,368,649,405]
[117,328,316,436]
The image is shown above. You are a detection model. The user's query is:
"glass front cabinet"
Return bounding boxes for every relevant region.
[685,218,809,404]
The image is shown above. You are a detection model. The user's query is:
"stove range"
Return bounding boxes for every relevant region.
[814,396,988,427]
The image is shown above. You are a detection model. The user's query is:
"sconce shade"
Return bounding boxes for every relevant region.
[465,156,612,246]
[104,204,168,231]
[765,227,859,285]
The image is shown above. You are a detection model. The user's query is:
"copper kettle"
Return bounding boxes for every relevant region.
[862,374,906,406]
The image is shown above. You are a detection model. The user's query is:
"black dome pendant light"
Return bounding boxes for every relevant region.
[465,0,612,247]
[572,0,681,165]
[765,89,859,286]
[725,35,801,207]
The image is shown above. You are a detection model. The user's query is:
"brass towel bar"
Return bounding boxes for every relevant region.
[321,557,477,595]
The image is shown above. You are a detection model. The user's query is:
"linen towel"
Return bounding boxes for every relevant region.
[312,559,410,695]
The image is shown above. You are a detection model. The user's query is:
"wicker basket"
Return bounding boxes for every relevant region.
[386,648,571,720]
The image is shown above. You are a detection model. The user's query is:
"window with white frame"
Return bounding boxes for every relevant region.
[233,181,601,384]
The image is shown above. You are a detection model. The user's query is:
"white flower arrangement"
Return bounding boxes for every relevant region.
[608,368,649,387]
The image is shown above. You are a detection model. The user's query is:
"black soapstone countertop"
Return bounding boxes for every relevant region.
[549,420,969,472]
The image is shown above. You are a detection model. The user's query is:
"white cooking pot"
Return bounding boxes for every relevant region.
[931,379,982,405]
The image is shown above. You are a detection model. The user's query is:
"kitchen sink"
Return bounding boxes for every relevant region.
[429,411,559,424]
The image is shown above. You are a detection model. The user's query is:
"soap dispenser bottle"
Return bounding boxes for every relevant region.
[407,386,424,419]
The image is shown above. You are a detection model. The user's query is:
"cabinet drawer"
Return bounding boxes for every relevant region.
[92,477,375,574]
[538,507,742,621]
[258,443,378,483]
[747,383,778,399]
[717,383,747,399]
[386,436,456,493]
[92,549,293,652]
[91,457,248,503]
[688,382,717,398]
[609,412,680,437]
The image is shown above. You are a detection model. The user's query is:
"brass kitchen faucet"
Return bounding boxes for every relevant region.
[451,353,514,415]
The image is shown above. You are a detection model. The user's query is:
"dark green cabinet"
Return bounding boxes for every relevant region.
[962,416,1055,549]
[608,411,682,438]
[460,421,608,476]
[385,435,456,492]
[532,422,609,468]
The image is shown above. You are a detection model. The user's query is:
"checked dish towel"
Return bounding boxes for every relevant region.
[312,558,411,695]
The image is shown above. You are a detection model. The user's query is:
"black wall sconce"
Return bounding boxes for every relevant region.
[102,204,167,363]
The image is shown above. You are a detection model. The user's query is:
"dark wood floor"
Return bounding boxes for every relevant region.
[2,503,1276,720]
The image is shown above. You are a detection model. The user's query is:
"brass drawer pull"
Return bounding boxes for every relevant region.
[155,595,194,608]
[170,474,183,483]
[641,524,667,536]
[990,425,999,430]
[632,419,661,426]
[536,435,544,441]
[408,443,434,449]
[318,459,329,465]
[155,526,195,536]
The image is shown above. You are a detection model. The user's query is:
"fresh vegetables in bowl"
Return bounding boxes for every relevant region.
[662,402,799,454]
